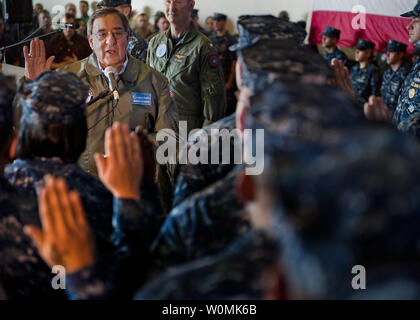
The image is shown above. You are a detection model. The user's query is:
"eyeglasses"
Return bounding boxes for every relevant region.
[93,30,127,41]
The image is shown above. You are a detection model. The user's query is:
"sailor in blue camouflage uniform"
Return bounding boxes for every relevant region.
[210,13,238,115]
[350,38,381,105]
[97,0,148,62]
[393,2,420,132]
[5,72,116,240]
[321,26,349,67]
[148,15,312,272]
[0,74,68,299]
[381,40,410,111]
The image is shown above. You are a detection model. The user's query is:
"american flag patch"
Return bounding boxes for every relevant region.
[169,85,174,98]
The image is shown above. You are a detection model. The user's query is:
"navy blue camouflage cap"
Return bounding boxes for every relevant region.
[229,15,307,52]
[213,13,227,21]
[239,38,334,94]
[355,38,375,50]
[18,72,89,125]
[386,39,408,52]
[191,9,199,18]
[0,74,16,129]
[401,0,420,17]
[97,0,131,8]
[321,25,341,39]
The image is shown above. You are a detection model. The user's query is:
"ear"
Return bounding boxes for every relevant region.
[123,6,131,18]
[236,168,256,203]
[88,35,94,50]
[8,135,17,160]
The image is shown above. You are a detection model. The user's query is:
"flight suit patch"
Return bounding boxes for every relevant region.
[209,54,220,68]
[131,92,152,106]
[171,54,187,65]
[156,44,167,58]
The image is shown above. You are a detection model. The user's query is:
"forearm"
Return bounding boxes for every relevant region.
[111,183,165,254]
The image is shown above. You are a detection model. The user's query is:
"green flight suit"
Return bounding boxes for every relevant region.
[147,23,227,135]
[59,53,179,175]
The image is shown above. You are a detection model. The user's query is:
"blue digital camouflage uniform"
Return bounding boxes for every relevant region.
[5,158,115,239]
[381,63,410,111]
[381,40,409,111]
[350,38,381,105]
[64,184,166,300]
[350,63,381,104]
[150,166,250,273]
[391,3,420,134]
[0,73,67,299]
[0,178,69,299]
[127,29,148,63]
[393,57,420,131]
[136,230,280,300]
[321,26,349,67]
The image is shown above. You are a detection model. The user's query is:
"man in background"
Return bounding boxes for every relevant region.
[47,14,91,69]
[321,25,349,67]
[80,1,90,24]
[381,40,409,112]
[210,13,237,115]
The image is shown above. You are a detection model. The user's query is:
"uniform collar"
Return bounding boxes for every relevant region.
[85,53,139,83]
[164,22,198,47]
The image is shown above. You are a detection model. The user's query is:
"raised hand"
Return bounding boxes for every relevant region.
[23,38,55,80]
[331,58,355,98]
[364,96,393,122]
[95,122,143,200]
[24,177,94,274]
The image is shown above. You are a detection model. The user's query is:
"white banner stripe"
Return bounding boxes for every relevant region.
[313,0,417,17]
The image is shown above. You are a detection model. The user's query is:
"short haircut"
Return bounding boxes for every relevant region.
[16,118,87,163]
[80,0,89,5]
[87,8,130,35]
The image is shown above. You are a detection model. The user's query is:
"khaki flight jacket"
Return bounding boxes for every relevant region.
[147,23,227,134]
[60,53,179,175]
